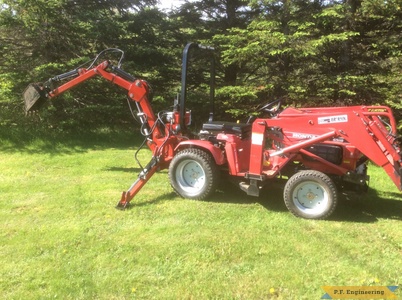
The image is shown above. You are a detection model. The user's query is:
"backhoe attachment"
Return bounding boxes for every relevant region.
[23,48,188,209]
[116,156,159,209]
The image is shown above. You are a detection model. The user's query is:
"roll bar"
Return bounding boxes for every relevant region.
[179,42,215,130]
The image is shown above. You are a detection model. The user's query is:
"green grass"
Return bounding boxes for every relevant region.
[1,128,401,299]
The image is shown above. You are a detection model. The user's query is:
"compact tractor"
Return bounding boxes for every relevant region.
[24,44,402,219]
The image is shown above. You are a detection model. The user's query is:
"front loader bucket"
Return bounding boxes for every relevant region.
[396,165,402,191]
[399,167,402,190]
[23,83,48,114]
[384,162,402,192]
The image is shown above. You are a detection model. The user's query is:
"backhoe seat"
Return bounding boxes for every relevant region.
[201,121,252,139]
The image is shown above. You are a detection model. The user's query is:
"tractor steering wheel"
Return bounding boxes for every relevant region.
[257,98,283,116]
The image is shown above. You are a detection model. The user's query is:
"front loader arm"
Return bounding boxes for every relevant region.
[272,106,402,191]
[342,107,402,191]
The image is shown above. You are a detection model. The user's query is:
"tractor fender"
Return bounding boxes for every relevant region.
[175,140,226,165]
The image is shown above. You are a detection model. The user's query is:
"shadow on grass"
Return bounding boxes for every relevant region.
[123,192,177,209]
[212,178,289,213]
[0,126,144,154]
[105,166,143,173]
[210,177,402,223]
[117,175,401,223]
[330,189,402,222]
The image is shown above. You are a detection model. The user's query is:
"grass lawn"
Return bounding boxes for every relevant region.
[1,128,401,299]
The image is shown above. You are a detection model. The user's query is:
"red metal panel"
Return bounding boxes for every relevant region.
[248,121,267,176]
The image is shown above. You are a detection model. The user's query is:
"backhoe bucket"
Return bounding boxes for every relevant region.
[23,83,48,114]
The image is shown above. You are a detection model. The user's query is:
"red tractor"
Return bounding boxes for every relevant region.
[24,44,402,219]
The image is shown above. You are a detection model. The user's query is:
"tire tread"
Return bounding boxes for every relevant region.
[169,148,219,200]
[283,170,338,219]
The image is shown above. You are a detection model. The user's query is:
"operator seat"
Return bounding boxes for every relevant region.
[200,121,252,139]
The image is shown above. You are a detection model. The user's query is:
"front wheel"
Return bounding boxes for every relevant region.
[284,170,338,219]
[169,148,219,200]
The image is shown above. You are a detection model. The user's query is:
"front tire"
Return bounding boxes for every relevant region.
[169,148,219,200]
[284,170,338,219]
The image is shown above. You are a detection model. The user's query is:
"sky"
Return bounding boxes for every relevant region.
[157,0,186,10]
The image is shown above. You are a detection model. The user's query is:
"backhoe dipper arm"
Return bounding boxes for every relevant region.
[40,61,164,140]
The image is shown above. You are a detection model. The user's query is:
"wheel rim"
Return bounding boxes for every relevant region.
[175,159,206,195]
[291,180,329,216]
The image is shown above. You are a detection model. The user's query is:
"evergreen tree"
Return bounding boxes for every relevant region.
[0,0,400,129]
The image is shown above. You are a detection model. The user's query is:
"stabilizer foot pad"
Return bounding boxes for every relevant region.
[115,203,130,210]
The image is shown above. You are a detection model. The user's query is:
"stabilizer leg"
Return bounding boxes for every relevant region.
[116,157,159,209]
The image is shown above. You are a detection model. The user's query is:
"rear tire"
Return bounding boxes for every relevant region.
[169,148,219,200]
[284,170,338,219]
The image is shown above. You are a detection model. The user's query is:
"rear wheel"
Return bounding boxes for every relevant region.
[284,170,338,219]
[169,148,219,200]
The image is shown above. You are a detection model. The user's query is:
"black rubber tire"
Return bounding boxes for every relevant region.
[169,148,219,200]
[284,170,338,219]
